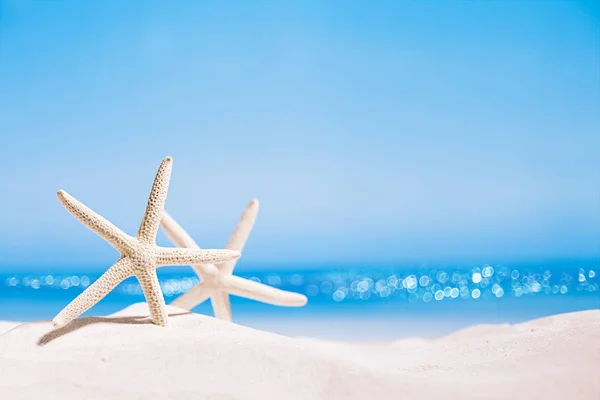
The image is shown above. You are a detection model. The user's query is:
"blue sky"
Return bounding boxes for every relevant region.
[0,1,598,271]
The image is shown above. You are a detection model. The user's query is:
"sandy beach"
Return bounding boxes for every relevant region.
[0,304,598,399]
[0,321,19,335]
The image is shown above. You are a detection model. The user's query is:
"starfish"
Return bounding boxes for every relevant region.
[52,157,240,328]
[161,200,307,321]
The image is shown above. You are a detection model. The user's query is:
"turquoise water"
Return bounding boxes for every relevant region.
[1,260,598,336]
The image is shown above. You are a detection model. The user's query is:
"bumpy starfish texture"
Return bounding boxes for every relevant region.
[161,200,307,321]
[52,157,240,328]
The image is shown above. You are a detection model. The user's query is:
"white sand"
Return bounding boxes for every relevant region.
[0,304,598,399]
[0,321,19,335]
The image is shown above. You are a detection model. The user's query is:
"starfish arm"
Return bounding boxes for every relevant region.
[52,258,134,328]
[218,199,259,275]
[137,157,173,244]
[170,282,212,310]
[57,190,134,253]
[210,290,232,321]
[161,211,210,278]
[161,211,199,249]
[156,247,240,266]
[223,275,308,307]
[137,269,169,327]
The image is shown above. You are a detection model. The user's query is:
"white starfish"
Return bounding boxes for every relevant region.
[52,157,240,328]
[161,200,307,321]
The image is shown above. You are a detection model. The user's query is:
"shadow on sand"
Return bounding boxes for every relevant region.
[37,311,191,346]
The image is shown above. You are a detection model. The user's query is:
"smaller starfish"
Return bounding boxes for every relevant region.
[52,157,240,328]
[161,200,307,321]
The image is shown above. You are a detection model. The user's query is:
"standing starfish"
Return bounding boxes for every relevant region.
[52,157,240,328]
[161,200,307,321]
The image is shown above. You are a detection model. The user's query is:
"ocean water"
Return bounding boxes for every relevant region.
[1,260,598,339]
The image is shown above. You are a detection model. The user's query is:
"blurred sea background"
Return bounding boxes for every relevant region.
[1,260,599,339]
[0,1,598,339]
